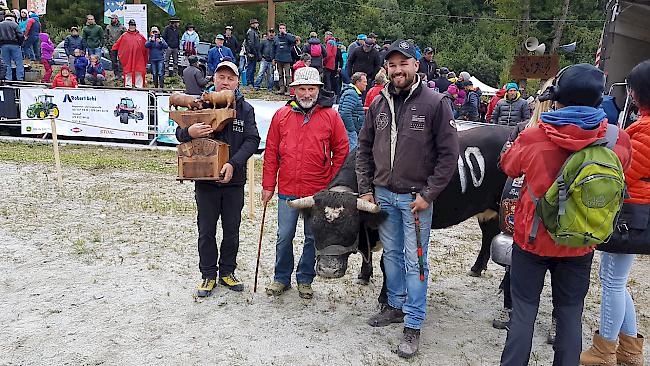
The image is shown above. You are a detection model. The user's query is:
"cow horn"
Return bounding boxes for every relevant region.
[357,199,380,213]
[287,196,315,209]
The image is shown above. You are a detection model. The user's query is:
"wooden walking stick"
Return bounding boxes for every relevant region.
[253,201,268,293]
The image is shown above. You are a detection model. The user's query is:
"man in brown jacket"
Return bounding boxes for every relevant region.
[356,39,459,358]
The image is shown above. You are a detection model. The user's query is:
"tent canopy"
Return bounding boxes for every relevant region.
[470,76,499,96]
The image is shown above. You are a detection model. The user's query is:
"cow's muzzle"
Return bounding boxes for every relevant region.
[316,254,349,278]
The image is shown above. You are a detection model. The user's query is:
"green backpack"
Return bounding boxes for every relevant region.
[528,125,625,248]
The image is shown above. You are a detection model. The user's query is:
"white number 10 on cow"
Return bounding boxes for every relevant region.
[457,147,485,194]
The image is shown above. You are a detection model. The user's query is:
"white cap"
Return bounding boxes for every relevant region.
[289,67,323,86]
[215,61,239,76]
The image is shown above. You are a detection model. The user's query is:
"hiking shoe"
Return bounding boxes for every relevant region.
[219,273,244,292]
[492,308,511,329]
[367,304,404,327]
[547,316,557,344]
[265,281,290,296]
[397,327,421,358]
[196,278,216,297]
[297,283,314,299]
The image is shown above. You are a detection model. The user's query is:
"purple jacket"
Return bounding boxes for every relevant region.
[40,33,54,60]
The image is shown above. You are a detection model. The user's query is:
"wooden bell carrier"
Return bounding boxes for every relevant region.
[170,91,237,181]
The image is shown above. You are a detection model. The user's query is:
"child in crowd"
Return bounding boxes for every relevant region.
[39,32,54,83]
[73,49,89,85]
[85,54,106,86]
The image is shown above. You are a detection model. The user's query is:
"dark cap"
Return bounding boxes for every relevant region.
[249,18,259,25]
[188,55,199,65]
[385,39,417,60]
[185,23,194,30]
[539,63,605,107]
[169,17,180,22]
[383,39,392,45]
[440,67,449,74]
[424,47,433,54]
[128,19,136,26]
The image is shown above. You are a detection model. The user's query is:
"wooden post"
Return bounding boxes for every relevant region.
[134,0,141,3]
[247,158,255,218]
[50,116,63,190]
[11,0,18,9]
[267,0,275,31]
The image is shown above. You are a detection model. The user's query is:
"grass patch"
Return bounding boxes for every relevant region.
[0,142,177,174]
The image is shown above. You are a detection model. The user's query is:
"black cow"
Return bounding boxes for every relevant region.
[288,123,512,281]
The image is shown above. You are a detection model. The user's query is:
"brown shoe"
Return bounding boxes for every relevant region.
[580,331,617,366]
[297,283,314,299]
[367,304,404,327]
[617,332,644,366]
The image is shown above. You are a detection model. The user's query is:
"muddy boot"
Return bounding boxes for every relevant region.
[297,283,314,299]
[367,304,404,327]
[265,281,290,296]
[617,332,644,366]
[196,278,216,297]
[547,316,557,344]
[492,308,511,330]
[397,327,420,358]
[580,331,617,366]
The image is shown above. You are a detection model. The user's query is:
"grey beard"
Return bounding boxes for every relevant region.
[298,98,316,109]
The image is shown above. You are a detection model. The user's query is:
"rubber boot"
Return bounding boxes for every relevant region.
[617,332,644,366]
[580,331,617,366]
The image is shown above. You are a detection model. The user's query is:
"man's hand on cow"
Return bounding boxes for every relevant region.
[359,193,375,205]
[218,163,234,184]
[261,189,274,204]
[410,194,430,213]
[188,123,213,138]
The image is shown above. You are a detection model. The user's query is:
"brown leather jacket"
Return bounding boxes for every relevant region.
[356,78,459,202]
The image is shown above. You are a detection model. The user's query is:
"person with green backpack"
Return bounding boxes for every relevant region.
[498,63,632,366]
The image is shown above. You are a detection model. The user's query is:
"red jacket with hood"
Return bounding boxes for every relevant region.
[263,90,349,198]
[323,36,337,71]
[500,116,632,257]
[624,113,650,204]
[50,65,78,88]
[486,87,506,123]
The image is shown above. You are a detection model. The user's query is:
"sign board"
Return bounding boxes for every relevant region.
[20,87,149,140]
[26,0,47,15]
[123,4,148,38]
[510,55,559,79]
[155,95,180,144]
[104,0,125,24]
[0,87,19,120]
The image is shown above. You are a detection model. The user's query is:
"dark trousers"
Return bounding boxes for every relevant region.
[323,68,337,91]
[500,244,593,366]
[195,183,245,279]
[109,49,121,78]
[501,268,511,309]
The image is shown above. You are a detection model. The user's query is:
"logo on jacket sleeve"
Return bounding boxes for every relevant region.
[375,112,389,131]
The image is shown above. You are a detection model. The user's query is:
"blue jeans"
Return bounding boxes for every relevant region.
[150,60,164,87]
[245,58,256,87]
[375,186,433,330]
[273,198,316,286]
[87,47,102,57]
[599,252,637,340]
[23,34,40,61]
[347,130,358,152]
[254,59,274,91]
[1,44,23,80]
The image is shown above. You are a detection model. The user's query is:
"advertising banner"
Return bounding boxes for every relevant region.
[104,0,125,24]
[27,0,47,15]
[20,87,149,140]
[123,4,148,38]
[155,94,179,144]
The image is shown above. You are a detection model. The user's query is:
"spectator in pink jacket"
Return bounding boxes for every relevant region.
[39,32,54,82]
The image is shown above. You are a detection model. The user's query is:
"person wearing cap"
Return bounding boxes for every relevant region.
[64,26,85,69]
[22,11,40,61]
[357,39,459,358]
[0,10,23,80]
[112,19,148,88]
[82,14,104,57]
[105,14,126,80]
[244,18,261,87]
[176,60,261,297]
[459,80,482,121]
[302,31,327,74]
[498,63,632,365]
[182,55,210,95]
[162,17,181,77]
[262,66,349,300]
[417,46,437,82]
[491,82,530,126]
[253,29,275,91]
[271,23,295,95]
[346,36,380,90]
[433,67,451,95]
[207,34,234,75]
[223,25,239,56]
[347,34,366,60]
[145,26,168,88]
[378,39,391,66]
[181,22,199,61]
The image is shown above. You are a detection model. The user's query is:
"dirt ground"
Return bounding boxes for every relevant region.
[1,158,649,366]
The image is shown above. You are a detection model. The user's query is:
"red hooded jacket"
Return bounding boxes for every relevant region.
[500,120,632,257]
[112,30,148,84]
[263,93,349,198]
[624,113,650,204]
[50,66,78,88]
[486,87,506,123]
[364,84,384,108]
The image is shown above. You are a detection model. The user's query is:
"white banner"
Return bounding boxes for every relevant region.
[123,4,148,38]
[20,87,149,140]
[155,95,179,144]
[27,0,47,15]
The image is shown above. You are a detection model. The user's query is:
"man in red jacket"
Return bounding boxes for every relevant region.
[112,19,148,88]
[499,64,632,365]
[262,66,349,300]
